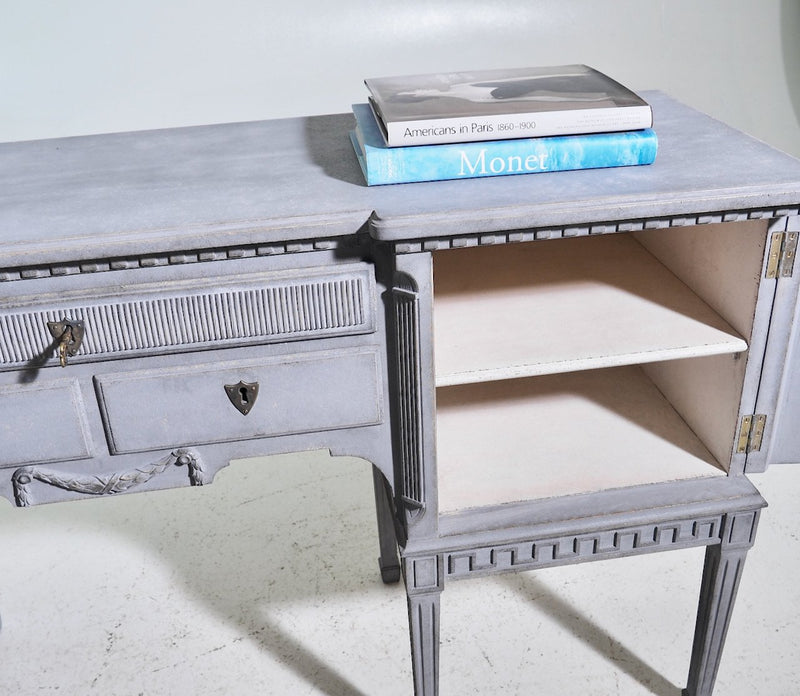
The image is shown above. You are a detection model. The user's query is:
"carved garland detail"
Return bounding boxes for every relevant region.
[12,449,204,507]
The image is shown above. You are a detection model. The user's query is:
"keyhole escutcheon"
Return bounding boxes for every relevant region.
[224,380,260,415]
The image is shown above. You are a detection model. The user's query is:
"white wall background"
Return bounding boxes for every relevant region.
[2,0,799,155]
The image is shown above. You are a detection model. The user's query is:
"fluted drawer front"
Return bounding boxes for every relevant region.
[0,264,375,368]
[94,347,383,454]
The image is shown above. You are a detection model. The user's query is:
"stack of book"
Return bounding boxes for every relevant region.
[349,65,657,186]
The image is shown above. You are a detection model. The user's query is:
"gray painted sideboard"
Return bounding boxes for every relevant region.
[2,92,800,695]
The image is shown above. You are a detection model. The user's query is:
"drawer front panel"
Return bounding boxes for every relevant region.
[0,379,91,468]
[0,265,375,368]
[95,348,382,454]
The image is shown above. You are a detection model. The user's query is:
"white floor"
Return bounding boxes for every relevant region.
[0,451,797,696]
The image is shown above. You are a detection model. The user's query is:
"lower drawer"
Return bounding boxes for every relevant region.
[0,379,91,468]
[94,347,383,454]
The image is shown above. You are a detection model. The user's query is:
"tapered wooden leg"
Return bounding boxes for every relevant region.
[684,509,761,696]
[407,589,441,696]
[371,465,400,583]
[404,555,444,696]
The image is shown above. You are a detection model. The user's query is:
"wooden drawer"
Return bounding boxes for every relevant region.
[0,379,91,468]
[94,347,383,454]
[0,263,376,369]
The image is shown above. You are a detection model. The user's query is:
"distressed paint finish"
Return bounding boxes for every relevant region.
[1,92,800,696]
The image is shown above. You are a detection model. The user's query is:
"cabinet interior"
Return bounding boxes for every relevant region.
[432,220,768,513]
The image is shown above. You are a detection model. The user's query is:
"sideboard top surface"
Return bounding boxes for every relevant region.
[367,91,800,240]
[1,92,799,268]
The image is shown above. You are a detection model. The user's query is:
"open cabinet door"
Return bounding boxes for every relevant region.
[746,215,800,472]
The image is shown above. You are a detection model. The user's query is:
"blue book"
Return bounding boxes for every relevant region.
[350,102,657,186]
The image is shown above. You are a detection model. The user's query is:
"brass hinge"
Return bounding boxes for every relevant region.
[765,231,798,278]
[736,414,767,453]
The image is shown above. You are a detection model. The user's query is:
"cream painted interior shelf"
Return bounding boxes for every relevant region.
[435,366,725,513]
[432,234,748,387]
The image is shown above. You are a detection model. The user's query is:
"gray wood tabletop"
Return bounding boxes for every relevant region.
[2,92,800,268]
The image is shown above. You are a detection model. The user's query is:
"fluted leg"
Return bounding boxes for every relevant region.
[405,555,443,696]
[684,510,761,696]
[407,589,441,695]
[371,465,401,583]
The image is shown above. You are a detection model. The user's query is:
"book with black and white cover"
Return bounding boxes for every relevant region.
[365,64,652,147]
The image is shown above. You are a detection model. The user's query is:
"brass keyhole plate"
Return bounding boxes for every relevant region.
[46,319,85,367]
